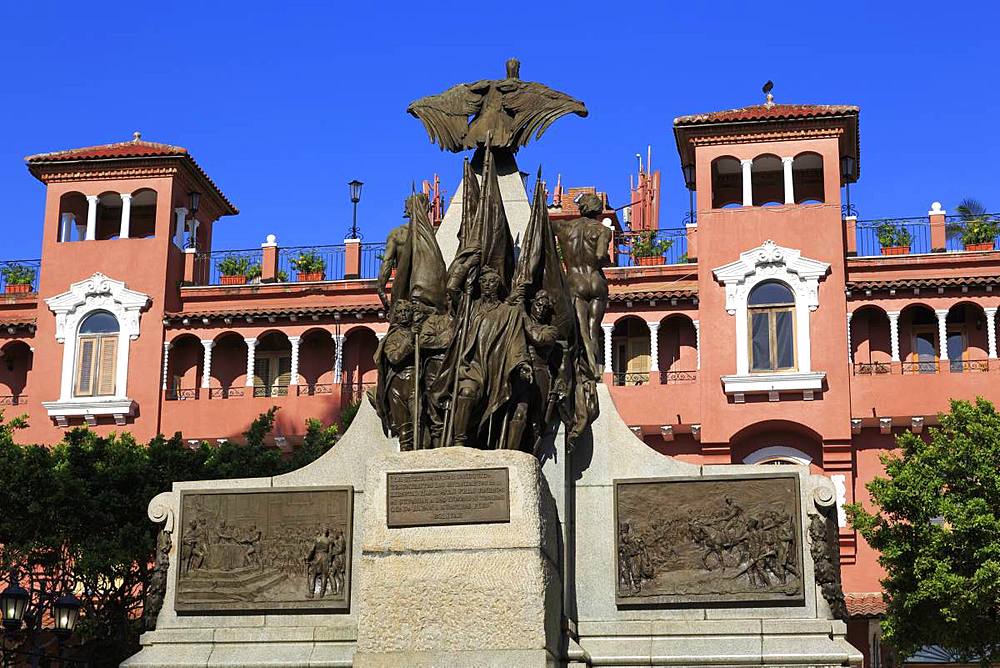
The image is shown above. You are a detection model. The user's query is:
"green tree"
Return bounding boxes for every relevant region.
[0,406,343,666]
[847,398,1000,666]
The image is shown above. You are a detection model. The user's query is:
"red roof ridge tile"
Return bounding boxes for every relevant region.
[25,137,188,162]
[674,103,859,126]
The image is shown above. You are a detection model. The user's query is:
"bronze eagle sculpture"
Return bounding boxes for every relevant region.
[407,58,588,153]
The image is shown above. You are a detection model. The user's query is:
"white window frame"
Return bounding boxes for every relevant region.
[713,241,830,397]
[42,272,150,425]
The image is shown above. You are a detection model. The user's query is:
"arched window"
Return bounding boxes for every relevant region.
[75,311,119,397]
[748,282,795,372]
[711,156,742,209]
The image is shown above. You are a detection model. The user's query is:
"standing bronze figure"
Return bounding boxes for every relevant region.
[374,60,603,455]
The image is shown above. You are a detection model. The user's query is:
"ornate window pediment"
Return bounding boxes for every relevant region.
[712,240,830,315]
[46,272,149,343]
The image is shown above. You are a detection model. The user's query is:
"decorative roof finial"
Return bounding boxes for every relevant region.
[133,131,142,142]
[762,80,774,107]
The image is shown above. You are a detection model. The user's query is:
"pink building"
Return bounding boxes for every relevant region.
[2,100,997,665]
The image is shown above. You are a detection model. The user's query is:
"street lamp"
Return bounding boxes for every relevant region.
[0,578,28,633]
[840,156,857,217]
[52,593,81,637]
[347,180,364,239]
[682,164,696,225]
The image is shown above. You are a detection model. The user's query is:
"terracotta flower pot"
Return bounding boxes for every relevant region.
[220,275,247,285]
[964,242,995,252]
[297,271,324,282]
[636,255,666,266]
[881,246,910,256]
[5,283,31,294]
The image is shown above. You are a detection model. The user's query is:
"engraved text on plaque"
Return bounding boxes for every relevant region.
[386,468,510,528]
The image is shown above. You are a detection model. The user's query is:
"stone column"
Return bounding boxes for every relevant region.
[693,319,701,370]
[740,159,753,207]
[85,195,99,240]
[935,309,949,364]
[782,157,795,204]
[59,213,75,242]
[888,311,901,362]
[173,207,188,249]
[161,342,172,391]
[200,340,214,389]
[646,321,660,373]
[119,192,132,239]
[986,307,998,360]
[244,337,257,387]
[333,334,345,383]
[288,335,301,385]
[846,311,854,364]
[601,323,613,373]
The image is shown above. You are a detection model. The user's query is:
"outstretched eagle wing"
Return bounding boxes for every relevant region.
[407,84,482,152]
[503,81,588,149]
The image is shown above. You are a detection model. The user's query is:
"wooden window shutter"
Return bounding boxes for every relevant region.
[253,358,268,387]
[96,336,118,396]
[75,338,97,396]
[274,356,292,395]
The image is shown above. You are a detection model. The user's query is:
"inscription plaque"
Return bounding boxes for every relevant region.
[386,467,510,528]
[175,486,353,613]
[614,473,804,606]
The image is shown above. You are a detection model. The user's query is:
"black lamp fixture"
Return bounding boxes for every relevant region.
[682,164,696,225]
[347,180,364,239]
[840,156,857,217]
[52,593,81,637]
[0,575,29,632]
[188,191,201,216]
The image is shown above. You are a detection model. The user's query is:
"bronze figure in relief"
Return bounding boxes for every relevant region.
[614,474,805,606]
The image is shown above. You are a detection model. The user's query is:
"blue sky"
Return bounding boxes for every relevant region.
[2,1,999,259]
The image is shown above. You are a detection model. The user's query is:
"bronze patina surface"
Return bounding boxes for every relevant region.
[386,468,510,528]
[175,486,353,613]
[614,473,804,606]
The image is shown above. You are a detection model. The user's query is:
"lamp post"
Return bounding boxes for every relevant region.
[348,180,364,239]
[187,191,202,249]
[840,156,857,217]
[682,164,696,225]
[1,572,82,667]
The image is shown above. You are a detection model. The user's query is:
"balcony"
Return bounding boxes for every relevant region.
[0,259,41,295]
[852,212,1000,258]
[614,229,689,267]
[189,242,385,287]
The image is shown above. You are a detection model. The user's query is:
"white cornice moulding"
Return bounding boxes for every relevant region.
[712,240,831,315]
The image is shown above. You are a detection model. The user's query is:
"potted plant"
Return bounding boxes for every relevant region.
[217,254,253,285]
[949,199,999,251]
[291,251,326,282]
[876,220,912,255]
[631,231,673,266]
[1,263,35,294]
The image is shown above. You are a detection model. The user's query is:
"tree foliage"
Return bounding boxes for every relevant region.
[847,398,1000,666]
[0,406,343,666]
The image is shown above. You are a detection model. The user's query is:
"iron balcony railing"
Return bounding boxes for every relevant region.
[854,213,1000,257]
[279,245,346,282]
[193,248,264,286]
[854,218,932,257]
[361,243,384,279]
[615,229,689,267]
[660,369,697,384]
[0,259,41,294]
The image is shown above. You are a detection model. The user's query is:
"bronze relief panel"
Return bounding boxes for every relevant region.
[175,486,353,613]
[614,473,804,606]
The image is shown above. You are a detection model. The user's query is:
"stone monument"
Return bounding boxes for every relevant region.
[124,60,860,667]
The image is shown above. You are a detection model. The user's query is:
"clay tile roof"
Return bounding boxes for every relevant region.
[674,103,859,126]
[847,275,1000,291]
[24,136,188,162]
[165,303,383,323]
[845,592,886,618]
[608,288,698,302]
[25,134,238,215]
